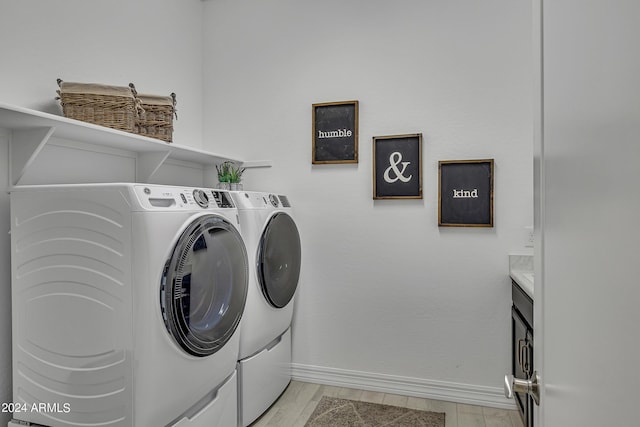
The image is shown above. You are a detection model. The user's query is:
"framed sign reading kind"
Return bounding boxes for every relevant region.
[312,100,359,164]
[373,133,422,199]
[438,159,494,227]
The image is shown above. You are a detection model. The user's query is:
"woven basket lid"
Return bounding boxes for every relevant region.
[137,93,175,106]
[59,81,135,98]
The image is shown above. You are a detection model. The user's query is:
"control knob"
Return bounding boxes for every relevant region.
[192,189,209,208]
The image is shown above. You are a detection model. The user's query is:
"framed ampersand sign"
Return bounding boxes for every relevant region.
[372,133,422,199]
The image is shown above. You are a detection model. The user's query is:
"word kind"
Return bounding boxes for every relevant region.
[317,129,352,139]
[452,188,478,198]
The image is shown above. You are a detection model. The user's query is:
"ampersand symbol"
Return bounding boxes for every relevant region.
[383,152,412,183]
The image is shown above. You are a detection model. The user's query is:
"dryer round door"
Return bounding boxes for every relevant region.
[161,215,248,357]
[257,212,301,308]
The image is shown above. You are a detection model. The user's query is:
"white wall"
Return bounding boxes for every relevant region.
[0,1,204,423]
[0,0,204,147]
[203,0,533,403]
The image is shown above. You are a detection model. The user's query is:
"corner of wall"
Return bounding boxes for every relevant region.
[0,132,13,425]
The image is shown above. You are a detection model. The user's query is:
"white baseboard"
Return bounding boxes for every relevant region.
[291,363,516,410]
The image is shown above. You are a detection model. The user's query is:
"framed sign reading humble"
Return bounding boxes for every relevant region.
[373,133,422,199]
[312,100,359,164]
[438,159,494,227]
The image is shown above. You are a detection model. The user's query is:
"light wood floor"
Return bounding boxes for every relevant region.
[250,380,524,427]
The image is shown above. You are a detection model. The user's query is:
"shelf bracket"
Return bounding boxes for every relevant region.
[136,150,171,183]
[10,127,55,186]
[241,160,273,168]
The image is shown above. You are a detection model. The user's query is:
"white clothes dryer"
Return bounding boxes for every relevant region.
[230,192,301,427]
[9,184,248,427]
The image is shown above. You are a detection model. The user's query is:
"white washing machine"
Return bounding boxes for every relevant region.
[9,183,248,427]
[230,191,301,427]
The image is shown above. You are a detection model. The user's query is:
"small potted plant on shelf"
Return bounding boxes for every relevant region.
[216,161,231,190]
[229,163,245,191]
[216,161,245,190]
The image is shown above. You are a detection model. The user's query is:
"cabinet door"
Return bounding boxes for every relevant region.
[512,307,534,426]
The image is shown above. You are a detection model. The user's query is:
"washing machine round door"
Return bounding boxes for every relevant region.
[257,212,301,308]
[161,215,248,357]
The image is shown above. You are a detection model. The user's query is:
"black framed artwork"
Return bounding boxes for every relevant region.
[373,133,422,199]
[438,159,494,227]
[312,100,359,164]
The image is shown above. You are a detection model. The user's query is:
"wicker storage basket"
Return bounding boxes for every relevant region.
[56,79,141,132]
[134,91,177,143]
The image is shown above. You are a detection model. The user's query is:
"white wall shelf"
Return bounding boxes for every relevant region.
[0,102,271,186]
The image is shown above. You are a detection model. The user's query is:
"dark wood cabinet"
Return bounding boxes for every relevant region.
[512,280,534,427]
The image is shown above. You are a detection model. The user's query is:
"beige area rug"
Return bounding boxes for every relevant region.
[304,396,445,427]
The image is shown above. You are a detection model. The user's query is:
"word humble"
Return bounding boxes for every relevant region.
[317,129,352,139]
[453,189,478,198]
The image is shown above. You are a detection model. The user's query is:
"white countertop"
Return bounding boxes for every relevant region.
[509,254,534,299]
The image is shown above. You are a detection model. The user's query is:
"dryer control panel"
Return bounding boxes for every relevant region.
[231,191,293,210]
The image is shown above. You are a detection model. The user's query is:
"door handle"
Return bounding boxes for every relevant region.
[504,371,540,405]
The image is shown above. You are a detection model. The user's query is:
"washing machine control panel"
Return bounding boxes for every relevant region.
[134,185,236,210]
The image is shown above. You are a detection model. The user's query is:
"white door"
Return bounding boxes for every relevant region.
[533,0,640,425]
